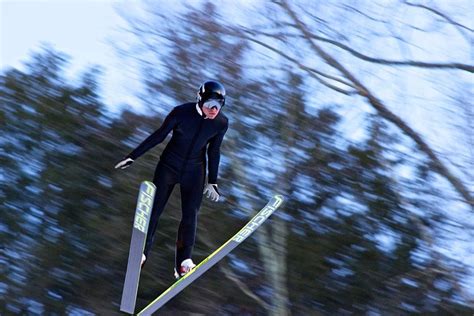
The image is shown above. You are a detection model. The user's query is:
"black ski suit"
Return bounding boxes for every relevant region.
[127,102,228,270]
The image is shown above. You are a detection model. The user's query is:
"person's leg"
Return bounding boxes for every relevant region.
[143,163,177,262]
[175,165,205,271]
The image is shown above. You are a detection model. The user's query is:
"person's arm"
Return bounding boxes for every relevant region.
[207,122,228,184]
[127,108,178,160]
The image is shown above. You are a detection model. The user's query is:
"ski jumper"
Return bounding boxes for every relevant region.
[127,102,228,270]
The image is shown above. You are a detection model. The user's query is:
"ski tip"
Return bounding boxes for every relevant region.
[273,194,285,203]
[267,194,285,208]
[141,181,156,189]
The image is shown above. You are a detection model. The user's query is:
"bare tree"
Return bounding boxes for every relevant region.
[215,1,473,313]
[115,1,473,313]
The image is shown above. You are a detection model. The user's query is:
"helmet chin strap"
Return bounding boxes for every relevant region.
[196,103,203,115]
[195,103,207,118]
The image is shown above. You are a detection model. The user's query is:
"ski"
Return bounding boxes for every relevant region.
[137,194,284,316]
[120,181,156,314]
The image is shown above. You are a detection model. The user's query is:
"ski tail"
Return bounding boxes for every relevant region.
[137,194,284,315]
[120,181,156,314]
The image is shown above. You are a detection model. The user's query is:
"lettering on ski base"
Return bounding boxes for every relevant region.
[136,195,283,315]
[232,198,280,243]
[134,182,155,233]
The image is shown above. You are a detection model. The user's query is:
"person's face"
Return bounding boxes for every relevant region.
[202,106,220,119]
[202,99,222,119]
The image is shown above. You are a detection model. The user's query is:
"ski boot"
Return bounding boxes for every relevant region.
[174,259,196,279]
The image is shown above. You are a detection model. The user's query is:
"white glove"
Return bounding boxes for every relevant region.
[203,183,220,202]
[115,157,134,169]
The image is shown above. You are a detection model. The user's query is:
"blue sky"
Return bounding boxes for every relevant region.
[0,0,141,109]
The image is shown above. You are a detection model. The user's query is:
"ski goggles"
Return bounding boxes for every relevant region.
[202,99,224,111]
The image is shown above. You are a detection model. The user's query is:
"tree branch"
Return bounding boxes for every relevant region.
[404,1,473,41]
[277,0,473,206]
[314,37,474,72]
[223,27,358,95]
[247,29,473,73]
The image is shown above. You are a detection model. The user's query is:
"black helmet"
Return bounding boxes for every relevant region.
[197,80,226,108]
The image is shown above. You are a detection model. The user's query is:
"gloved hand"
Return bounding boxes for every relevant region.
[115,157,134,170]
[203,183,220,202]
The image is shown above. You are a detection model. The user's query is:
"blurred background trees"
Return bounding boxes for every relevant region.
[1,1,472,315]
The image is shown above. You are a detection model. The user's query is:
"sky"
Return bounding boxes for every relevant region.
[0,0,141,109]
